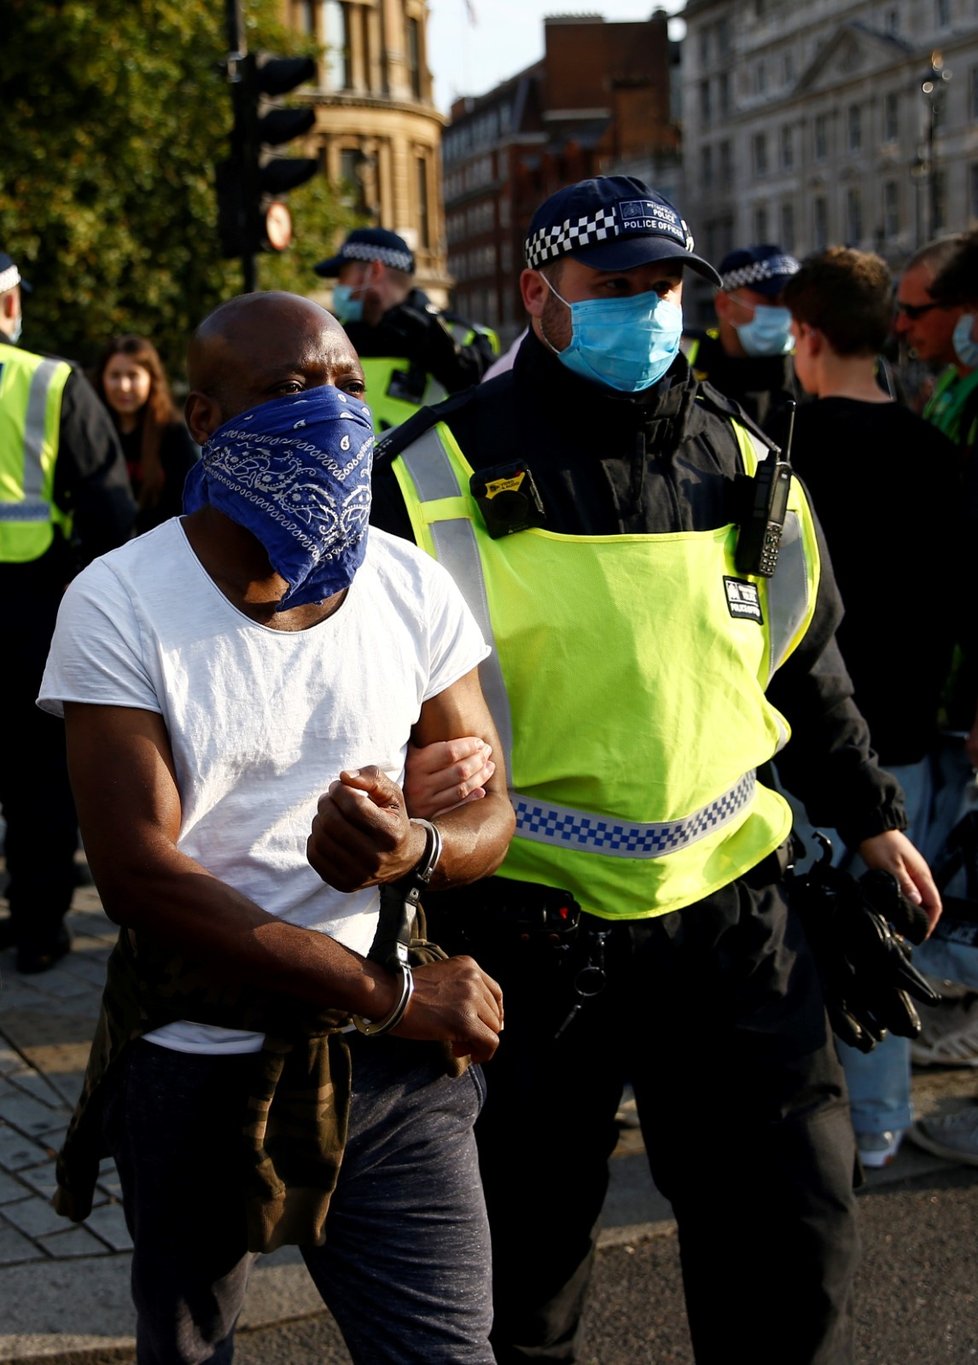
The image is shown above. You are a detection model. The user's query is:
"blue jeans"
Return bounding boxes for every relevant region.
[104,1036,492,1364]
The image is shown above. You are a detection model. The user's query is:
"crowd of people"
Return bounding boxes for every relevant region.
[2,180,978,1363]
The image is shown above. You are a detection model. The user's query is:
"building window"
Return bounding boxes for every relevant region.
[847,104,862,152]
[780,125,794,170]
[338,147,363,209]
[934,169,947,233]
[936,0,950,27]
[701,145,714,190]
[719,140,732,189]
[846,187,863,244]
[814,113,829,161]
[717,71,730,117]
[297,1,318,36]
[700,79,713,127]
[783,50,795,86]
[883,180,899,238]
[883,92,899,141]
[780,201,795,252]
[813,195,828,249]
[970,164,978,220]
[752,132,768,178]
[406,17,422,101]
[756,60,767,96]
[416,156,430,247]
[324,1,350,90]
[753,204,768,241]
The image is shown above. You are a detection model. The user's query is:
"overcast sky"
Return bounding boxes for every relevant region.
[426,2,687,115]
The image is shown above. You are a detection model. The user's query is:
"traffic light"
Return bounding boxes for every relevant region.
[217,51,319,266]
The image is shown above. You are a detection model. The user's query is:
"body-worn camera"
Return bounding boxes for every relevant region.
[470,462,547,538]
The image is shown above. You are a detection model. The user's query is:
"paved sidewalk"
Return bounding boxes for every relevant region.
[2,876,977,1362]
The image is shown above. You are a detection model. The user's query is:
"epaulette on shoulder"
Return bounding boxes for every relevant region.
[694,379,777,452]
[373,388,477,465]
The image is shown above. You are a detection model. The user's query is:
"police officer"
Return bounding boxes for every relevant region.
[0,251,135,971]
[370,178,940,1364]
[683,242,803,441]
[314,227,494,433]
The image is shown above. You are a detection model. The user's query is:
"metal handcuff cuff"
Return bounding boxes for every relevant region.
[352,818,443,1036]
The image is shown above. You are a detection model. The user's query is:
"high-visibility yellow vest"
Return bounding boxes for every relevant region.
[392,419,820,919]
[360,357,447,436]
[0,342,72,563]
[444,318,501,356]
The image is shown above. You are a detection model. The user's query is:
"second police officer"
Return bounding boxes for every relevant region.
[314,227,494,434]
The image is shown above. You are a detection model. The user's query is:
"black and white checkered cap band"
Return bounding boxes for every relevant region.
[720,255,800,292]
[525,207,619,268]
[341,242,413,272]
[0,264,22,294]
[526,201,694,269]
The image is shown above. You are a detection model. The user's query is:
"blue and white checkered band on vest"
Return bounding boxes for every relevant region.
[525,198,695,269]
[513,772,757,858]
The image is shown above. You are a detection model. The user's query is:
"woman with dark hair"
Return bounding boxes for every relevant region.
[94,335,198,534]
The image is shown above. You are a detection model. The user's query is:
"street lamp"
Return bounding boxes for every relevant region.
[920,50,951,243]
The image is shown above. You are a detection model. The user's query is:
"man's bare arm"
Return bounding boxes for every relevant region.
[306,666,514,893]
[64,699,503,1059]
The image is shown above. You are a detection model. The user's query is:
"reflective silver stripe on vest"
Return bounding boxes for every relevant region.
[0,357,62,522]
[513,771,756,858]
[398,428,515,763]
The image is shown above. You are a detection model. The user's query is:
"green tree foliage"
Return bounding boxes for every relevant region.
[1,0,354,382]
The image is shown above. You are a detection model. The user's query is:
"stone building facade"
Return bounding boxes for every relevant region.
[282,0,451,301]
[441,13,681,344]
[680,0,978,323]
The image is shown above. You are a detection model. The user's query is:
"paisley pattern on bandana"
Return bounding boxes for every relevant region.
[184,387,375,611]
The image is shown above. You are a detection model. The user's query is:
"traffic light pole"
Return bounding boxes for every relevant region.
[225,0,257,291]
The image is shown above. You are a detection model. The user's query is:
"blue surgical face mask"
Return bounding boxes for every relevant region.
[331,283,364,325]
[734,303,794,358]
[543,277,683,392]
[9,314,22,345]
[953,313,978,369]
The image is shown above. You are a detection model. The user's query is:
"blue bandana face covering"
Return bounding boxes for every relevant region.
[183,386,375,612]
[734,304,794,358]
[953,314,978,369]
[544,278,683,392]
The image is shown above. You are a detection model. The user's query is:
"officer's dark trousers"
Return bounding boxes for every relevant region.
[431,874,858,1365]
[0,561,78,953]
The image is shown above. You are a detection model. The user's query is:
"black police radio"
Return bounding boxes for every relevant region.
[735,401,796,578]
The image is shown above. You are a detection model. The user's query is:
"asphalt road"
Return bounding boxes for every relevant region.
[230,1164,978,1364]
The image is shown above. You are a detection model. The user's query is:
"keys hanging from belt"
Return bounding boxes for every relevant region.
[554,927,611,1040]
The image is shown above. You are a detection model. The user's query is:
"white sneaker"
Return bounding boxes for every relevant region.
[907,1108,978,1166]
[856,1129,906,1168]
[910,993,978,1068]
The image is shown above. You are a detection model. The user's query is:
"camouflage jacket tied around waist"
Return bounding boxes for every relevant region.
[52,917,460,1253]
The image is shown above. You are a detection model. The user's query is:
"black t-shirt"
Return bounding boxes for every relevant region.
[790,397,964,762]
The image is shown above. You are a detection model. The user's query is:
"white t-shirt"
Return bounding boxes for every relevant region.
[38,519,489,1054]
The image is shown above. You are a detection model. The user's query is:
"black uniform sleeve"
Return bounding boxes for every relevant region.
[52,369,137,564]
[769,505,907,848]
[394,303,492,393]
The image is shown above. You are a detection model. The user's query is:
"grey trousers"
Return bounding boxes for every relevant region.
[105,1036,493,1364]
